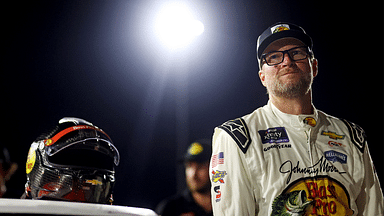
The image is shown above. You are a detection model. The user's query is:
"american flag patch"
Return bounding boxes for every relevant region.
[211,152,224,168]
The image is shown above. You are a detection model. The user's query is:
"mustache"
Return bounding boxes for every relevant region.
[277,67,301,77]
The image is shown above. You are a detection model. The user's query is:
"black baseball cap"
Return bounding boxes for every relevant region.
[182,139,212,163]
[256,22,313,60]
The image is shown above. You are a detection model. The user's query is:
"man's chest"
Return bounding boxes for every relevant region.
[248,125,360,215]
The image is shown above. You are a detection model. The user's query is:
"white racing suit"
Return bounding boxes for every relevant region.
[210,101,383,215]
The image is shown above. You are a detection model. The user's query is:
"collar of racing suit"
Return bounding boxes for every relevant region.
[267,100,319,130]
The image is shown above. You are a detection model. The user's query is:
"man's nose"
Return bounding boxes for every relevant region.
[281,52,294,66]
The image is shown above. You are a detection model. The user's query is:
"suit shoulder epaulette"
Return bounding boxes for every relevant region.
[340,118,366,153]
[218,118,252,154]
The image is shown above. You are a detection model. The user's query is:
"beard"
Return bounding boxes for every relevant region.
[187,179,211,194]
[267,68,313,99]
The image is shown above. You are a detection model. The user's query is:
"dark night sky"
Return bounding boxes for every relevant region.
[3,0,383,210]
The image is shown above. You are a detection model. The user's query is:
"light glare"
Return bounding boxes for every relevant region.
[155,3,204,49]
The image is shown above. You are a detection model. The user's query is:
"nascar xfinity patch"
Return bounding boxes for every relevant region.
[218,118,252,154]
[258,127,289,144]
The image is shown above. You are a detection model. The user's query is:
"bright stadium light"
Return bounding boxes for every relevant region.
[148,1,206,192]
[154,2,204,49]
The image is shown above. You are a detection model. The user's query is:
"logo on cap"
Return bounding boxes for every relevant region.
[188,142,203,155]
[271,24,290,34]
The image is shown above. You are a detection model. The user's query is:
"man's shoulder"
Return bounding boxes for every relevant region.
[319,110,366,153]
[218,105,267,129]
[216,106,267,154]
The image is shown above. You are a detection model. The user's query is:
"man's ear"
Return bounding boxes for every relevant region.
[312,58,318,78]
[258,70,267,87]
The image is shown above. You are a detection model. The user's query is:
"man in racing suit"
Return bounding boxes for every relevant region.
[210,22,384,215]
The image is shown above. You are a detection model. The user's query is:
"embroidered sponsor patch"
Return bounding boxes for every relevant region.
[264,143,291,152]
[328,141,344,148]
[321,131,345,140]
[211,152,224,168]
[303,117,316,127]
[214,186,221,202]
[258,127,289,144]
[324,150,347,164]
[212,170,227,183]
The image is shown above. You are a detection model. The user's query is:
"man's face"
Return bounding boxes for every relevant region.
[185,161,210,193]
[259,38,318,98]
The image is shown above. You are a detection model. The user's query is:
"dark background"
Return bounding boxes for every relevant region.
[3,0,383,210]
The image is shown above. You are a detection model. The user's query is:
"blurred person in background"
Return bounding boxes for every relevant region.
[0,147,18,198]
[156,139,213,216]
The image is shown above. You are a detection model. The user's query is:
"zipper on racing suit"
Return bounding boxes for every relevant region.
[305,129,315,177]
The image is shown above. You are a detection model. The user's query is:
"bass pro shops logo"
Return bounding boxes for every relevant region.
[271,176,353,216]
[271,24,290,34]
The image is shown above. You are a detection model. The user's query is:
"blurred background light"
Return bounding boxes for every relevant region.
[154,2,204,50]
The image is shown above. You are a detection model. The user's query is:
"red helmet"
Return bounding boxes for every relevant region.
[24,117,120,204]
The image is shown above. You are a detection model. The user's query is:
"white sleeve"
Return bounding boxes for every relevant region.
[210,127,256,215]
[356,143,384,215]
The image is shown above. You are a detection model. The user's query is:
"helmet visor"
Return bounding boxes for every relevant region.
[43,125,120,167]
[46,139,119,170]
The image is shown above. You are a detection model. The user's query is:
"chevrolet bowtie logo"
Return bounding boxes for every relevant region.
[85,179,103,185]
[321,131,345,140]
